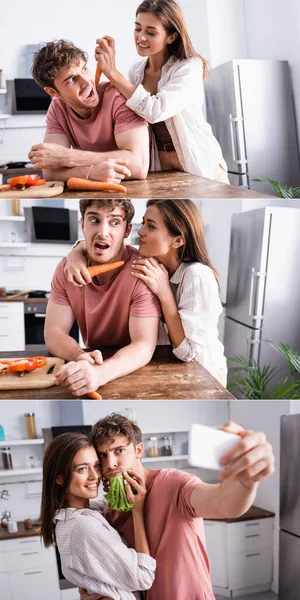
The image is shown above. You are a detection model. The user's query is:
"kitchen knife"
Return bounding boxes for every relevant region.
[188,424,240,470]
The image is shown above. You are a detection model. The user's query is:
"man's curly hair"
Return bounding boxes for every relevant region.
[31,39,88,89]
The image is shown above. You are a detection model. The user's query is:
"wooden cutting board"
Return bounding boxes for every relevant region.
[0,181,64,198]
[0,357,65,390]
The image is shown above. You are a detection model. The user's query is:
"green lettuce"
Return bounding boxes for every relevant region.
[104,475,134,511]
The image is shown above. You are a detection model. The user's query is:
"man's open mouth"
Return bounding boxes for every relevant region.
[94,241,110,250]
[82,86,95,101]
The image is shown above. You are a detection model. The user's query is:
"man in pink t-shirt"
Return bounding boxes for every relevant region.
[28,40,149,183]
[45,199,161,397]
[79,413,274,600]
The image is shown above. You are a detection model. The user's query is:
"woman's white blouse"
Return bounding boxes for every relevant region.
[127,56,227,180]
[158,262,227,387]
[54,502,156,600]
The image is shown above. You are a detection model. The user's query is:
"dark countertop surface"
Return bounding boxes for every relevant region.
[0,506,274,541]
[0,521,41,541]
[205,505,275,523]
[0,296,48,303]
[0,346,235,400]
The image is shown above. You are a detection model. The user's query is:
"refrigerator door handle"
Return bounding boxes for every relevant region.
[246,336,260,362]
[229,114,238,163]
[229,115,247,165]
[248,268,267,319]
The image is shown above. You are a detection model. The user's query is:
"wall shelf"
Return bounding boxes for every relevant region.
[143,454,188,463]
[0,242,28,247]
[0,216,25,222]
[0,467,42,477]
[0,114,10,120]
[0,439,44,447]
[0,90,7,94]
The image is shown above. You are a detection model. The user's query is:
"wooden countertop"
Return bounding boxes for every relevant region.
[0,346,235,400]
[0,296,48,303]
[57,171,274,199]
[204,505,275,523]
[0,521,41,541]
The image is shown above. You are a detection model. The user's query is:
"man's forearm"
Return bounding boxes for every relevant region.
[45,329,83,362]
[96,340,155,385]
[44,148,147,181]
[216,479,258,518]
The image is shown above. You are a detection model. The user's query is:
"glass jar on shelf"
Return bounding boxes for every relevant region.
[24,413,36,439]
[146,437,159,458]
[160,436,174,456]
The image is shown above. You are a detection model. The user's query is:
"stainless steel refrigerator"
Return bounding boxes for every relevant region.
[224,206,300,380]
[205,60,300,193]
[279,413,300,600]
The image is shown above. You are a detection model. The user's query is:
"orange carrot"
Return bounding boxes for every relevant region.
[67,177,126,193]
[88,391,102,400]
[95,64,101,85]
[87,261,124,278]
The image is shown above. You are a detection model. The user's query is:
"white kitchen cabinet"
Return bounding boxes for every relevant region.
[0,572,11,600]
[0,537,60,600]
[204,515,274,596]
[0,302,25,351]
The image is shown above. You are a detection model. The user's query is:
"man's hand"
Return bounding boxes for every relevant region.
[219,421,275,487]
[79,588,111,600]
[77,350,103,366]
[55,361,105,397]
[89,159,131,183]
[28,143,71,169]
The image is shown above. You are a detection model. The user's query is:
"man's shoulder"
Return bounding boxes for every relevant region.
[148,468,197,489]
[99,81,126,104]
[47,96,68,117]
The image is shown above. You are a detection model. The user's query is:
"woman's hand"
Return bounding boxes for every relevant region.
[64,241,91,287]
[131,257,171,300]
[95,36,117,80]
[124,469,147,513]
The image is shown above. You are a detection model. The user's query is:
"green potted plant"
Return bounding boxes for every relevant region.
[228,341,300,399]
[254,178,300,198]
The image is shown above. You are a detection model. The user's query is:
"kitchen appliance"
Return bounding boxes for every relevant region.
[24,206,78,244]
[24,299,79,351]
[224,206,300,382]
[279,413,300,600]
[6,79,51,114]
[205,60,300,193]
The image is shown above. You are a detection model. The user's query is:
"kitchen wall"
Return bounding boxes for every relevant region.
[243,0,300,146]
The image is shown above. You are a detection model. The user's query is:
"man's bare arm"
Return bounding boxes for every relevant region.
[28,126,149,181]
[44,299,83,361]
[55,315,160,397]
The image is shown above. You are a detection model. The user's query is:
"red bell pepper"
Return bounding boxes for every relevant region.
[9,175,39,190]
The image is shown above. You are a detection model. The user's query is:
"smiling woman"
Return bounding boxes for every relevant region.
[94,0,228,181]
[40,432,156,599]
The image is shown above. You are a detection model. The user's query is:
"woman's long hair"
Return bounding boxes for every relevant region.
[136,0,209,79]
[40,432,92,547]
[146,199,219,287]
